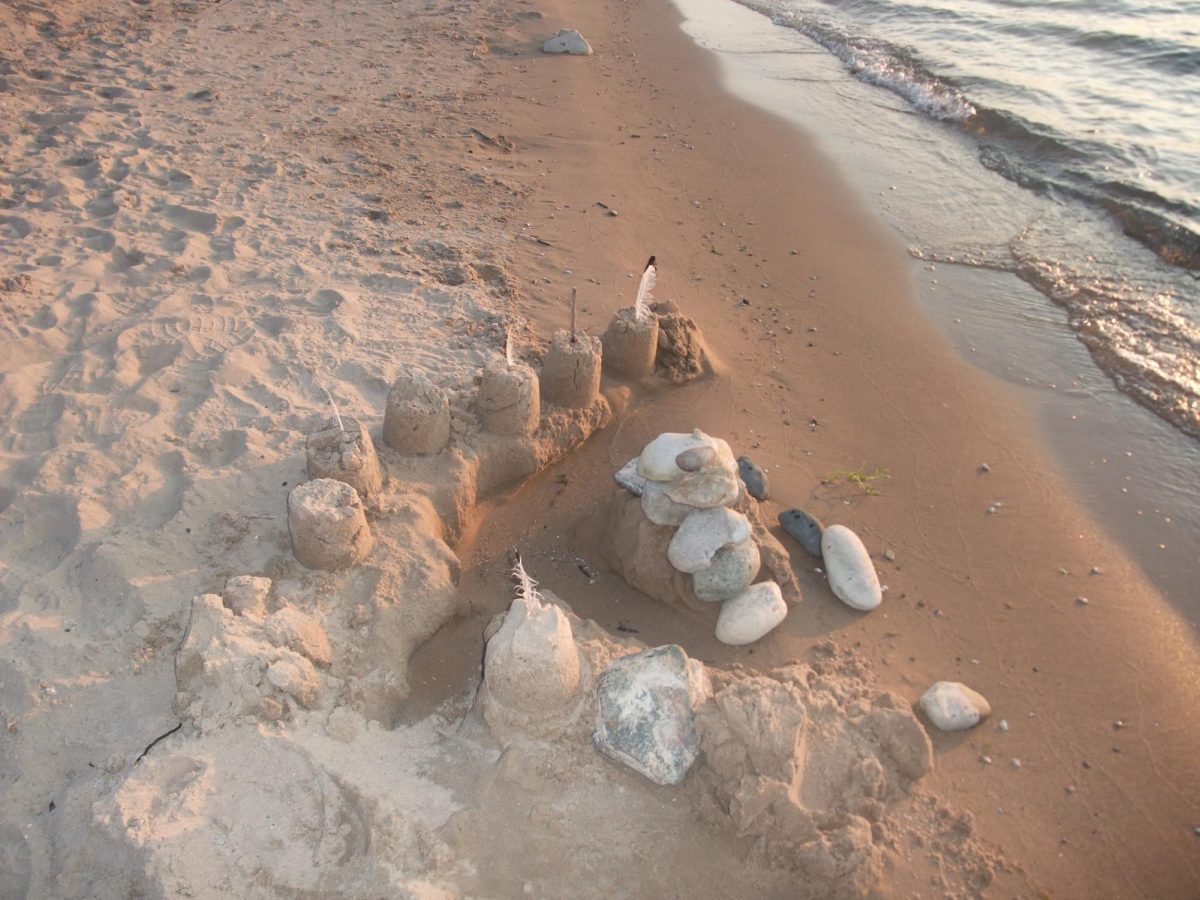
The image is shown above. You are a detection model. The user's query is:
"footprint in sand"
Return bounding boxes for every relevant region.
[84,195,118,219]
[164,203,218,233]
[118,314,254,378]
[0,216,32,239]
[0,493,82,578]
[74,226,115,252]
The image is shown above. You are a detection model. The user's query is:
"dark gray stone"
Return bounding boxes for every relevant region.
[594,645,700,786]
[778,508,824,558]
[737,456,769,501]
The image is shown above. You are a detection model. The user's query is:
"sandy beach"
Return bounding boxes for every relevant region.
[1,0,1197,897]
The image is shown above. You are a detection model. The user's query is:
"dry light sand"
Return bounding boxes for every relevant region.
[1,0,1198,898]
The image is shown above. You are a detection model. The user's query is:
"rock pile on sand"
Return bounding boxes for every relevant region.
[601,429,801,644]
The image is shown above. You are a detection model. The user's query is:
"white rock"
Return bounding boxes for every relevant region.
[715,582,787,646]
[637,429,735,482]
[640,479,693,526]
[919,682,992,731]
[693,539,760,602]
[542,29,593,55]
[668,507,751,574]
[821,524,882,611]
[614,457,647,496]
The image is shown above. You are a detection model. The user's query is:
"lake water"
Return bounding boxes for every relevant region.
[674,0,1200,613]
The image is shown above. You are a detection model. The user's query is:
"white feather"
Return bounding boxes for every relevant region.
[512,554,543,612]
[314,375,345,432]
[634,262,656,320]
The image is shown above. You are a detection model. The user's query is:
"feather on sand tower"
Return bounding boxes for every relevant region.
[478,554,584,739]
[603,255,660,378]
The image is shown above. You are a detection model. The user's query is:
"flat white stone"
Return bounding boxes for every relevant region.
[919,682,992,731]
[542,29,593,55]
[665,466,740,509]
[668,507,751,574]
[637,429,735,482]
[693,539,761,602]
[715,581,787,646]
[821,524,882,611]
[640,479,693,526]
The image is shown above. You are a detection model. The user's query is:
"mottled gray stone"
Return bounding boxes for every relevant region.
[778,508,824,558]
[737,456,769,501]
[594,645,706,785]
[692,539,760,602]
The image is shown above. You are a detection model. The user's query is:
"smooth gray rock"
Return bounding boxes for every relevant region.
[737,456,769,501]
[779,508,824,558]
[594,645,706,785]
[542,29,593,55]
[692,539,760,602]
[614,457,647,496]
[919,682,991,731]
[675,446,716,472]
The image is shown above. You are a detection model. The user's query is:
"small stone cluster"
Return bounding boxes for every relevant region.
[778,506,991,731]
[614,429,789,645]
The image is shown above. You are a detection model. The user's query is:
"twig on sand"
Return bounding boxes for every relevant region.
[570,287,578,342]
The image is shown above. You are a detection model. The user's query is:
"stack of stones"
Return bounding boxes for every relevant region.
[615,430,788,646]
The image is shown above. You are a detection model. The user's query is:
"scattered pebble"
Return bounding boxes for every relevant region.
[883,548,896,562]
[978,463,990,473]
[1076,596,1089,606]
[998,719,1009,732]
[778,508,824,557]
[736,456,769,501]
[1011,758,1022,769]
[919,681,991,731]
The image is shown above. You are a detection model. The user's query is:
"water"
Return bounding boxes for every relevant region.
[673,0,1200,611]
[725,0,1200,440]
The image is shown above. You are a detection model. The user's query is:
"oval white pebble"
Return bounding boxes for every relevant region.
[919,681,992,732]
[715,582,787,646]
[821,524,882,611]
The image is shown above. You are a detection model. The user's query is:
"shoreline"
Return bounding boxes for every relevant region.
[666,0,1200,614]
[483,0,1200,893]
